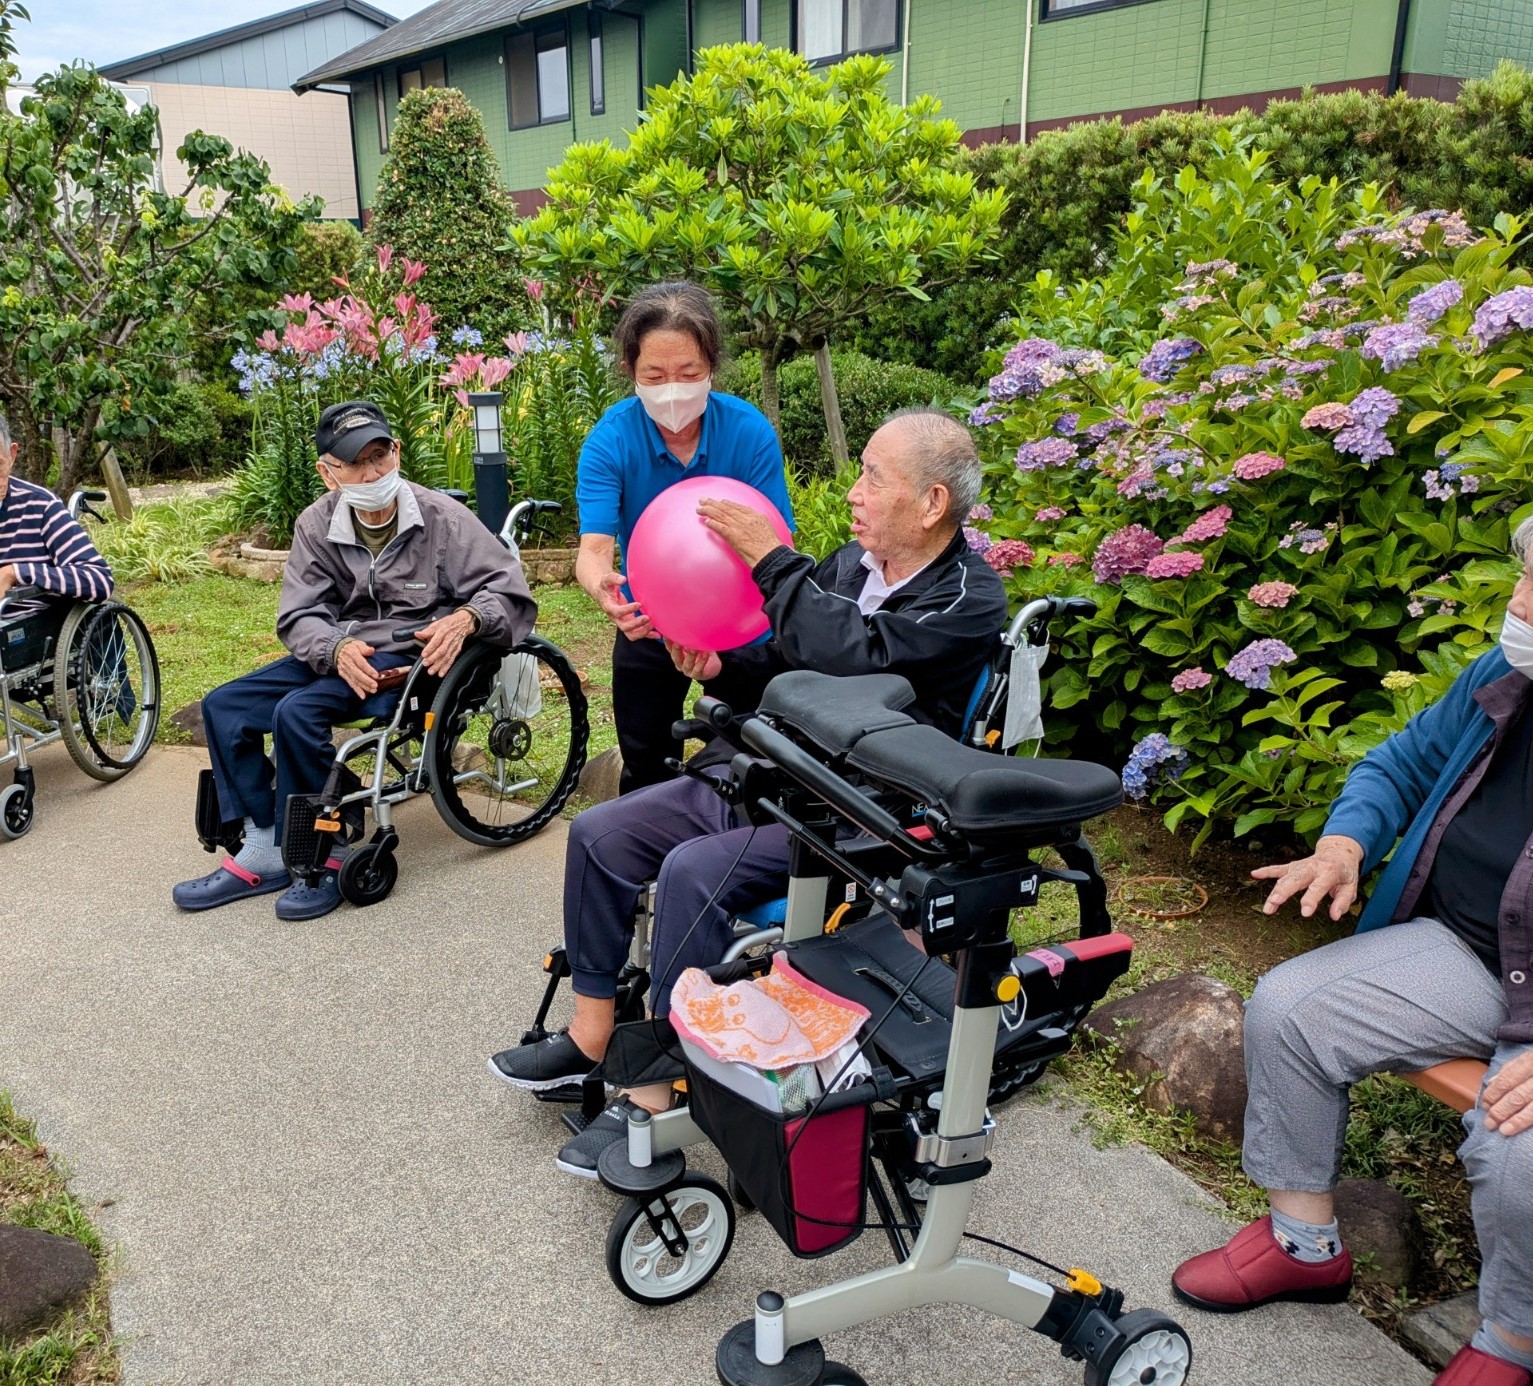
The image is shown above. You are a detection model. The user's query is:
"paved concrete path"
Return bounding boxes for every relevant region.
[1,744,1433,1386]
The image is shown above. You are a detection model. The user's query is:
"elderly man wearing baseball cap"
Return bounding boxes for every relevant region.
[172,400,536,920]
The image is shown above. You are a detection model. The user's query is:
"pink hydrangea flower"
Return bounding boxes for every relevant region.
[1047,552,1084,567]
[1035,506,1067,522]
[1174,505,1232,546]
[984,539,1035,575]
[1092,524,1164,584]
[1144,551,1205,579]
[1248,580,1299,608]
[1232,452,1286,481]
[1170,668,1212,693]
[1302,402,1354,431]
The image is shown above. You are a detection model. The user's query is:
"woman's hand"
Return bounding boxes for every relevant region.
[1249,835,1364,920]
[596,569,653,641]
[665,640,722,682]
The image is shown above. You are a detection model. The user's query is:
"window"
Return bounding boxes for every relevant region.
[743,0,761,42]
[588,11,605,115]
[374,71,389,152]
[398,55,446,98]
[796,0,898,63]
[1040,0,1151,15]
[506,22,570,128]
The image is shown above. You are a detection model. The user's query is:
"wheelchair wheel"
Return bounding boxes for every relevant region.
[338,843,398,906]
[1083,1309,1192,1386]
[428,636,588,847]
[54,601,160,781]
[605,1175,735,1306]
[0,782,34,839]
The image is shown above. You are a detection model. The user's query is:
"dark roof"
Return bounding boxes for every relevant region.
[100,0,397,81]
[293,0,586,90]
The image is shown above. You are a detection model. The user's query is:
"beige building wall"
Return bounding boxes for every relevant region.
[146,82,358,220]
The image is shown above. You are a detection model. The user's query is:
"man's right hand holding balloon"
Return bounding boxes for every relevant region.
[665,640,722,682]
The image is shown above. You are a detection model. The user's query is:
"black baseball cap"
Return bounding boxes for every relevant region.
[316,400,395,464]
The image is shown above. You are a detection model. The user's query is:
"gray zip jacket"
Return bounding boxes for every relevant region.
[277,483,537,674]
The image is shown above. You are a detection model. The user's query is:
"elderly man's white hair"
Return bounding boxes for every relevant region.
[879,406,982,526]
[0,413,11,451]
[1512,514,1533,566]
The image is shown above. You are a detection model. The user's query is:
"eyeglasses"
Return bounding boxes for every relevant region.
[325,442,397,475]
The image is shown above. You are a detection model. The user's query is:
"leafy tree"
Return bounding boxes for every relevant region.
[514,43,1006,464]
[368,87,521,339]
[0,4,312,497]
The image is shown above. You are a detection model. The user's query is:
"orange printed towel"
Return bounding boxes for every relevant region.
[670,954,870,1070]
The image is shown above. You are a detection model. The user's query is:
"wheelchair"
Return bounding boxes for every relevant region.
[0,489,161,839]
[582,668,1191,1385]
[197,498,590,906]
[521,594,1102,1099]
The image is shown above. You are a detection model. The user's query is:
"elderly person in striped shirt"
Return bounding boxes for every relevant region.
[0,415,113,605]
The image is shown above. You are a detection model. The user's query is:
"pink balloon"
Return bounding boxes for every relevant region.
[626,476,792,651]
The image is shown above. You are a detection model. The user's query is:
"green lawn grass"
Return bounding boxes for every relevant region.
[0,1094,118,1386]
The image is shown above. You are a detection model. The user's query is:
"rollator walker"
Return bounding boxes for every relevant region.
[583,662,1194,1386]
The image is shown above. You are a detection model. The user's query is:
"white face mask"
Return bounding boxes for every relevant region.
[328,464,403,512]
[635,377,711,434]
[1502,610,1533,678]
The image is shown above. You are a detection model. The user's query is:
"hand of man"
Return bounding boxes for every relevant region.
[596,569,653,642]
[0,565,15,598]
[336,639,380,698]
[1249,834,1364,920]
[665,639,722,682]
[1482,1047,1533,1136]
[697,498,788,568]
[415,609,477,676]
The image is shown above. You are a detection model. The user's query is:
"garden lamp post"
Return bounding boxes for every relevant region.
[468,391,509,540]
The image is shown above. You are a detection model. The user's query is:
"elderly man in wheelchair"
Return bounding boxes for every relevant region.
[486,406,1009,1176]
[172,399,536,921]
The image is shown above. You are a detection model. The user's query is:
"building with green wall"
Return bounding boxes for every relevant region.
[296,0,1533,216]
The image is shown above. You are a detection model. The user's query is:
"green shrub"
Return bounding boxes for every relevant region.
[718,349,961,473]
[225,440,323,549]
[117,379,253,478]
[970,138,1533,845]
[787,463,855,560]
[286,221,365,301]
[88,495,230,582]
[368,88,522,340]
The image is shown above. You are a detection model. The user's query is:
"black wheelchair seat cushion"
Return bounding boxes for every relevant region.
[845,724,1123,842]
[783,913,1134,1086]
[758,671,917,757]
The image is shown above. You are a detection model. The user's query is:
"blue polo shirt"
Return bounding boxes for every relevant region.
[576,392,794,591]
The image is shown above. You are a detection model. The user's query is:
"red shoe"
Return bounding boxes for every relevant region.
[1434,1346,1533,1385]
[1172,1215,1353,1313]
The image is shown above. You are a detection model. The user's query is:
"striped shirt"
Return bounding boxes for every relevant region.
[0,477,113,602]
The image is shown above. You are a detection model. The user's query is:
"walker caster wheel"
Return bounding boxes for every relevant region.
[727,1170,755,1212]
[0,782,34,839]
[819,1365,867,1385]
[338,843,397,905]
[606,1175,735,1305]
[1083,1309,1193,1386]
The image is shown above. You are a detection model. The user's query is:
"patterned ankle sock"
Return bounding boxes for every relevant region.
[1473,1323,1533,1371]
[1269,1207,1343,1264]
[232,818,285,877]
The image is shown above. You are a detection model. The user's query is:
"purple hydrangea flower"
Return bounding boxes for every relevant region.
[1053,412,1081,435]
[988,338,1063,401]
[1121,733,1190,801]
[1092,524,1164,584]
[1225,639,1298,691]
[969,402,1003,427]
[1171,668,1212,694]
[1472,287,1533,350]
[1408,279,1463,325]
[1015,437,1080,472]
[1361,321,1437,371]
[963,526,992,554]
[1139,337,1204,384]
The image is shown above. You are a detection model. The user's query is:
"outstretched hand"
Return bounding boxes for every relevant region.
[1249,834,1364,920]
[697,498,787,568]
[596,569,653,641]
[665,639,722,682]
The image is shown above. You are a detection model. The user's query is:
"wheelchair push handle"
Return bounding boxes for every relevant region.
[1004,594,1098,650]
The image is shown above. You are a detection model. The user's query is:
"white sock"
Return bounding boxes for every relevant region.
[232,818,285,877]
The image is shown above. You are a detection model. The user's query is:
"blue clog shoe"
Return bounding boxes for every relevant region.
[172,858,291,912]
[274,857,343,921]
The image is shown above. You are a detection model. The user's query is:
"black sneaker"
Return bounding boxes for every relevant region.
[486,1031,596,1092]
[555,1098,642,1180]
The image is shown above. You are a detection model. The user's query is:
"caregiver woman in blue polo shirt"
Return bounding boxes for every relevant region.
[576,281,793,794]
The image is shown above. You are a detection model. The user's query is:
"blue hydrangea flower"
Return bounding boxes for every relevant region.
[1121,733,1190,801]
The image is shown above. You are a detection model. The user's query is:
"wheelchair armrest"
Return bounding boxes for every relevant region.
[1,585,40,608]
[392,624,428,642]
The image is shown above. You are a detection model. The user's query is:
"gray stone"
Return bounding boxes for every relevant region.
[1334,1178,1423,1290]
[170,702,207,748]
[0,1224,98,1335]
[1405,1290,1481,1368]
[578,745,624,804]
[1084,972,1248,1143]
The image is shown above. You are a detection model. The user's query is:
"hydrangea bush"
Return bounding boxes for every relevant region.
[967,139,1533,843]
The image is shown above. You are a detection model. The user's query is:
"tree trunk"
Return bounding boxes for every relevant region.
[813,339,849,470]
[99,448,134,520]
[759,342,782,433]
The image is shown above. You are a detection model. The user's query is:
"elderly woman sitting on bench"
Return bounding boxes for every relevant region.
[1172,519,1533,1386]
